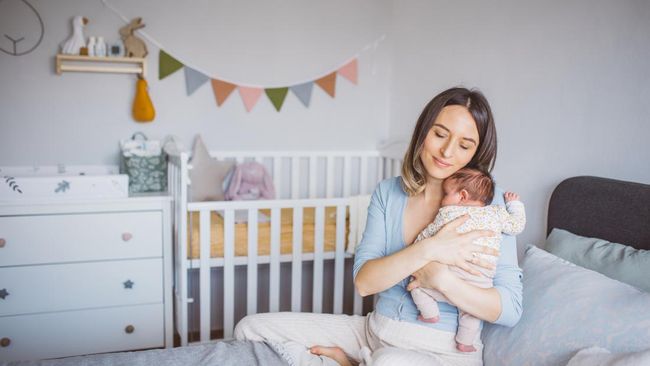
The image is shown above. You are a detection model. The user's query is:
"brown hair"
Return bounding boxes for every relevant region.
[444,168,495,205]
[401,87,497,196]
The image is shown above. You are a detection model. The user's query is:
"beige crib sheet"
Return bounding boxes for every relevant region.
[187,207,350,259]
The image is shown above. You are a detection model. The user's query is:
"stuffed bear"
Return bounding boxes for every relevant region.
[225,162,275,201]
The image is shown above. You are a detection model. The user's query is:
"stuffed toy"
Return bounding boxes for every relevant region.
[61,16,88,55]
[119,17,148,58]
[225,162,275,201]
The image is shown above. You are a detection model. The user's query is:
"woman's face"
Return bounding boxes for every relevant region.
[419,105,480,181]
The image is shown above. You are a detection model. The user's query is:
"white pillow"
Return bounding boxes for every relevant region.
[481,245,650,366]
[189,135,234,202]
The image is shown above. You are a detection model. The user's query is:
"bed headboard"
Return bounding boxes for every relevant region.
[547,176,650,250]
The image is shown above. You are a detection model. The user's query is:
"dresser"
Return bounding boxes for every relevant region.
[0,195,173,362]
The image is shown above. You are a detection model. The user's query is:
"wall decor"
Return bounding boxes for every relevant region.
[0,0,44,56]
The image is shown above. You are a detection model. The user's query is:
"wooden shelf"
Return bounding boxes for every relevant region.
[55,54,147,77]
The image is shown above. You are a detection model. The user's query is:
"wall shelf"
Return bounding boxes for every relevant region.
[55,54,147,77]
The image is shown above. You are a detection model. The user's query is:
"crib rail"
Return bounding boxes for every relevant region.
[167,149,403,346]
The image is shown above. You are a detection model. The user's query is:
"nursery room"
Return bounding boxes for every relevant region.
[1,0,649,365]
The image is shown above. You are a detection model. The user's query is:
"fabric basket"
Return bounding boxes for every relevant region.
[120,132,169,193]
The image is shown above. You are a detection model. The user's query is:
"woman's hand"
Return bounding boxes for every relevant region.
[407,261,452,291]
[416,214,498,274]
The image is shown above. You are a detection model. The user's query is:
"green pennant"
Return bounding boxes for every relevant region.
[265,87,289,111]
[159,50,184,80]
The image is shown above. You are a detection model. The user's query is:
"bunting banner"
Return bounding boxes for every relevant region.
[158,50,359,112]
[102,0,384,113]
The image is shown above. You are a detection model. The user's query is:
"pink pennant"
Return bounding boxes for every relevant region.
[338,59,358,85]
[238,86,263,112]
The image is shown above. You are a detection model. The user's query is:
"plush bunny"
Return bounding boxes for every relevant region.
[119,17,148,58]
[225,162,275,201]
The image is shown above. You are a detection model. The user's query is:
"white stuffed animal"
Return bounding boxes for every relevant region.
[61,15,88,55]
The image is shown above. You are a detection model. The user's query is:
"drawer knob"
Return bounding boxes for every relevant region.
[0,289,8,300]
[125,325,135,334]
[123,280,134,289]
[0,238,5,248]
[0,337,10,347]
[122,233,133,242]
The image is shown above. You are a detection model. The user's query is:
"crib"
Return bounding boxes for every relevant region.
[167,145,404,346]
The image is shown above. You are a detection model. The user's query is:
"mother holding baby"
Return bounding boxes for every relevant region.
[235,87,523,366]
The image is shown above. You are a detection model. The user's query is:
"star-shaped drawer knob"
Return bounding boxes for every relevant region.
[123,280,134,289]
[0,288,9,299]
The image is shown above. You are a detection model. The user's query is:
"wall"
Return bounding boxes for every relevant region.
[388,0,650,250]
[2,0,649,253]
[0,0,392,165]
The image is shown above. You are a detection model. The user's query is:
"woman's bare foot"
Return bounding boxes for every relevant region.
[310,345,353,366]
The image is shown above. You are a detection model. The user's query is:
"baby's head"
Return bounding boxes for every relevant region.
[441,168,494,207]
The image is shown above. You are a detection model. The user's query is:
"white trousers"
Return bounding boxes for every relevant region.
[234,311,483,366]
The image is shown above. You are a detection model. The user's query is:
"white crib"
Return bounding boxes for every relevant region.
[168,147,404,346]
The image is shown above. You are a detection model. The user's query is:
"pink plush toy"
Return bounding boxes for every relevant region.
[225,162,275,200]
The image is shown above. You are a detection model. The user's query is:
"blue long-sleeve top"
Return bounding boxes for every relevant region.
[353,176,523,333]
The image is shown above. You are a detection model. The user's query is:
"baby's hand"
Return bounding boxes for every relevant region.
[504,192,520,202]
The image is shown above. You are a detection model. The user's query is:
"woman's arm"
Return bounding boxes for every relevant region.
[354,181,497,297]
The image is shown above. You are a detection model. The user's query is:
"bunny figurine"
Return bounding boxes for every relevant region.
[119,17,148,58]
[225,162,275,201]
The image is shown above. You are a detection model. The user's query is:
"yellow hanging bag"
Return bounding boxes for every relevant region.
[132,76,155,122]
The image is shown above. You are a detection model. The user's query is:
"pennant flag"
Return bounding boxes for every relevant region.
[265,87,289,112]
[238,86,263,112]
[159,50,184,80]
[315,72,337,98]
[184,67,209,96]
[211,79,237,106]
[290,82,313,107]
[338,59,358,85]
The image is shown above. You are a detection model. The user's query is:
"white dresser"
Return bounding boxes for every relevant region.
[0,195,173,362]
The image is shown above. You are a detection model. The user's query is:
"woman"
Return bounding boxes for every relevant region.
[235,87,523,366]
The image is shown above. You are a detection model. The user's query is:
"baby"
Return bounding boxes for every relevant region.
[410,168,526,353]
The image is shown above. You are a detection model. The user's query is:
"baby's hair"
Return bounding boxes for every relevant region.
[445,168,495,205]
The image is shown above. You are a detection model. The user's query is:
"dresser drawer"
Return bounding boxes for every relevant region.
[0,211,162,266]
[0,258,162,316]
[0,303,164,362]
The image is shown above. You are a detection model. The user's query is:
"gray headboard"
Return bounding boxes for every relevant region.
[547,176,650,251]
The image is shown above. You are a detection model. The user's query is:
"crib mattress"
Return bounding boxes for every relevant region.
[187,207,350,259]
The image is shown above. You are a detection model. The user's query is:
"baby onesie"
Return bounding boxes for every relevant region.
[410,200,525,346]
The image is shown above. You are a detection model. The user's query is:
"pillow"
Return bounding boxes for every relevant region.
[481,245,650,366]
[566,346,650,366]
[546,228,650,292]
[189,135,234,202]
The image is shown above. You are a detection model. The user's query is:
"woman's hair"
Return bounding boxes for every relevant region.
[401,87,497,196]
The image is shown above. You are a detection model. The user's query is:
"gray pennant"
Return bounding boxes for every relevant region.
[290,82,314,107]
[184,67,209,96]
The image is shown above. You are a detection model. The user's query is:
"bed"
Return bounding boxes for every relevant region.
[482,175,650,366]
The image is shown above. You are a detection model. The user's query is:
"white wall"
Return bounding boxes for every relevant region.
[0,0,392,165]
[388,0,650,249]
[2,0,649,252]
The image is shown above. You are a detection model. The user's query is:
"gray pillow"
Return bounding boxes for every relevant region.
[566,346,650,366]
[546,228,650,292]
[189,135,234,202]
[481,245,650,366]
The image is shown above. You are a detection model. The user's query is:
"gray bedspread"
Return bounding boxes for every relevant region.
[4,340,289,366]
